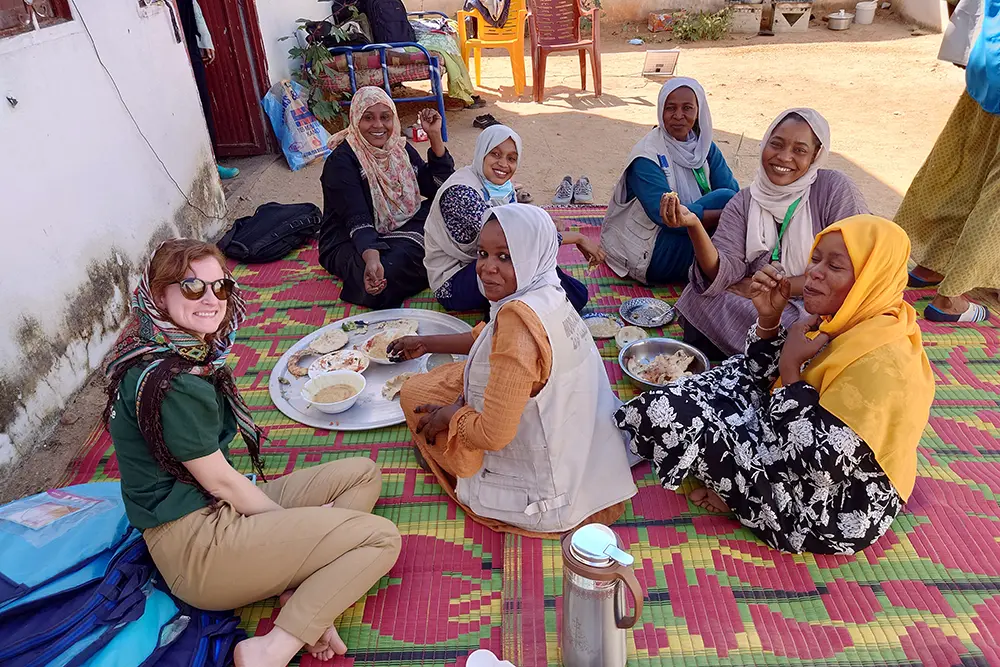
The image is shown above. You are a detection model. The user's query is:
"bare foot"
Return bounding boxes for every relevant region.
[911,265,944,283]
[930,294,970,315]
[306,625,348,662]
[233,627,304,667]
[689,487,730,513]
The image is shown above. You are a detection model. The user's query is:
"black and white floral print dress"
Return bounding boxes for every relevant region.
[615,326,902,555]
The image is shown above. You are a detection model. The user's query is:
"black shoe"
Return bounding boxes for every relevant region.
[473,113,500,129]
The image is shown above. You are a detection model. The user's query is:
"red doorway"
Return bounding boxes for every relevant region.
[198,0,275,157]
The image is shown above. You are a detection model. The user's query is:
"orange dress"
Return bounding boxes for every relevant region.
[400,301,624,538]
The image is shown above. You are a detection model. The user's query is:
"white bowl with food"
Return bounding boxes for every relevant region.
[308,349,370,379]
[301,370,367,414]
[618,338,710,391]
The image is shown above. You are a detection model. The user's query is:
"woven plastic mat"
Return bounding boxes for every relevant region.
[59,206,1000,665]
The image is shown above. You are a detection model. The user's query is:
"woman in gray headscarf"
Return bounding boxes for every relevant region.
[394,203,637,537]
[424,125,600,313]
[673,108,869,359]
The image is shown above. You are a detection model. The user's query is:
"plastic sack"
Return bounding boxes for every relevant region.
[261,79,332,171]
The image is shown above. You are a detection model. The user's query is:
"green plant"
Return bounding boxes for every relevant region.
[280,16,359,126]
[671,7,733,42]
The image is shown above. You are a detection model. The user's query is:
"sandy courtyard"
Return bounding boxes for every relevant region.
[229,15,964,221]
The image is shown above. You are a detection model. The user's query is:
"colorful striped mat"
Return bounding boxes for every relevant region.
[59,206,1000,666]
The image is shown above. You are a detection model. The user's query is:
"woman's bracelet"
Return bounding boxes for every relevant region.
[755,318,781,333]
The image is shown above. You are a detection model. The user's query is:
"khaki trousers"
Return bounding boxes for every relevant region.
[143,457,401,645]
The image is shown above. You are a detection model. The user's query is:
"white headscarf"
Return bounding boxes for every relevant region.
[652,78,714,205]
[745,108,831,276]
[471,125,522,205]
[478,203,562,319]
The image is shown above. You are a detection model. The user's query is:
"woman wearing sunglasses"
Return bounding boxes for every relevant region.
[104,239,401,666]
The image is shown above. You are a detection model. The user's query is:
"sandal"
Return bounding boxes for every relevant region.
[473,113,500,129]
[466,95,486,110]
[908,270,942,288]
[924,302,990,323]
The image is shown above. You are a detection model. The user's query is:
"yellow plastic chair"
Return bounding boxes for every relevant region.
[457,0,528,96]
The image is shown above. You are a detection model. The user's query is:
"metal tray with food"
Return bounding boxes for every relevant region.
[269,309,472,431]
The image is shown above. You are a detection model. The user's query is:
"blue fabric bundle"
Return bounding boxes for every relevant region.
[0,483,244,667]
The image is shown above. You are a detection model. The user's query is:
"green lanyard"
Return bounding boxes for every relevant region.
[770,197,803,263]
[693,167,711,195]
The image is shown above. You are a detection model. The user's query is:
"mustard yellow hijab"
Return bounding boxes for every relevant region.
[801,215,934,501]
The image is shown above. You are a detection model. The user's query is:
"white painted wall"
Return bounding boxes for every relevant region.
[256,0,331,83]
[0,0,224,472]
[895,0,948,30]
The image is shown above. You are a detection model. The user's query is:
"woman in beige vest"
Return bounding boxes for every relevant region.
[393,203,637,536]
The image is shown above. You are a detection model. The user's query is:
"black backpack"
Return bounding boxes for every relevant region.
[361,0,415,43]
[217,202,321,263]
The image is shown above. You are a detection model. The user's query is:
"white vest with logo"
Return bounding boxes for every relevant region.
[455,285,638,533]
[424,167,493,292]
[601,132,710,284]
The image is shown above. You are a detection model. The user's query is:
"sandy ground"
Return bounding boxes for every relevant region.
[1,16,968,503]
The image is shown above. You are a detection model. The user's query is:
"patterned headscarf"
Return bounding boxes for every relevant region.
[104,244,265,498]
[329,86,422,233]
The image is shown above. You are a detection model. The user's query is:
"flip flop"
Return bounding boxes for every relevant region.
[924,302,990,323]
[908,270,942,288]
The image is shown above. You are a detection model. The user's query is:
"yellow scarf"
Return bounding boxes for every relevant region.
[799,215,934,501]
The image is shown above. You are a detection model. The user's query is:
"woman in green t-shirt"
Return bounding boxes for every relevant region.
[105,239,401,666]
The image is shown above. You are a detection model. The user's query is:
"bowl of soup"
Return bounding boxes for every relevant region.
[301,370,366,414]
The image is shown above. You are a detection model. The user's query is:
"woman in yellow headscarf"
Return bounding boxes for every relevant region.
[616,215,935,554]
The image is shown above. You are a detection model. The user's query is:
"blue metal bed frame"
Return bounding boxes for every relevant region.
[329,11,452,141]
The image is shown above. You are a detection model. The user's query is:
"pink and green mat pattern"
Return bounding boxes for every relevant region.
[59,206,1000,665]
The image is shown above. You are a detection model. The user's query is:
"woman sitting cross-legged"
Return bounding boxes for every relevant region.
[602,77,740,284]
[674,108,869,359]
[615,216,934,555]
[424,124,599,313]
[319,86,455,309]
[106,239,401,667]
[393,203,637,536]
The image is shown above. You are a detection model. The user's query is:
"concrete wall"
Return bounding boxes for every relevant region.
[894,0,948,30]
[256,0,331,83]
[0,0,225,474]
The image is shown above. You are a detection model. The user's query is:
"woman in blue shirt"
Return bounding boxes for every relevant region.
[602,78,740,284]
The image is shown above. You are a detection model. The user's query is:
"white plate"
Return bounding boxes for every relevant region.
[307,349,371,379]
[269,309,472,431]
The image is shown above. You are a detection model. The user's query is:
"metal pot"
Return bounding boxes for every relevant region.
[827,11,854,29]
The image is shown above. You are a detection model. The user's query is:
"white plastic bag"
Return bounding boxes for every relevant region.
[261,79,332,171]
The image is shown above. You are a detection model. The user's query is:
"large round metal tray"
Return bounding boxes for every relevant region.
[268,309,472,431]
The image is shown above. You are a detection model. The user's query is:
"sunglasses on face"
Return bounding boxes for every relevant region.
[174,277,236,301]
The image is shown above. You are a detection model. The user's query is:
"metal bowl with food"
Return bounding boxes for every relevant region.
[618,338,711,391]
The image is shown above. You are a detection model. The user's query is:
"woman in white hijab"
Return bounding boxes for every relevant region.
[672,108,869,358]
[393,203,637,536]
[424,125,602,313]
[601,78,740,285]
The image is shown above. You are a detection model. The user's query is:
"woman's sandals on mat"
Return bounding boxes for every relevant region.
[925,302,990,323]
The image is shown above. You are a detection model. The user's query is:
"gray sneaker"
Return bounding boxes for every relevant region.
[552,176,574,205]
[573,176,593,203]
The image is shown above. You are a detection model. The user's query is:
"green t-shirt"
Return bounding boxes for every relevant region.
[109,364,236,530]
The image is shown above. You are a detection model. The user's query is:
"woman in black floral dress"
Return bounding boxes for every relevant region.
[616,215,935,554]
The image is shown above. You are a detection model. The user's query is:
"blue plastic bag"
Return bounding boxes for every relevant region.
[261,80,332,171]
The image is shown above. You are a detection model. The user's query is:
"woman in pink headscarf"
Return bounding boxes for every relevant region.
[319,86,455,308]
